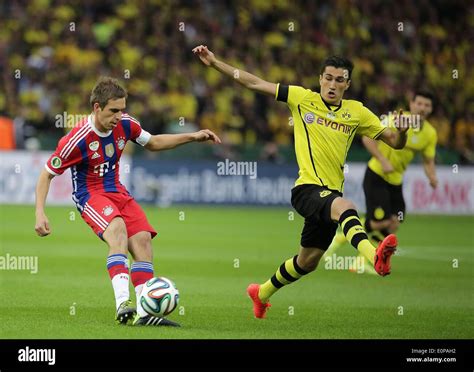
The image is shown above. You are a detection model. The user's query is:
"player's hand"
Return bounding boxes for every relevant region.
[393,109,410,133]
[381,158,394,173]
[429,177,438,189]
[35,213,51,237]
[193,129,222,144]
[192,45,217,66]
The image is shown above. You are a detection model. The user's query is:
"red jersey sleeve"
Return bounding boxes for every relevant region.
[45,134,83,176]
[126,114,151,146]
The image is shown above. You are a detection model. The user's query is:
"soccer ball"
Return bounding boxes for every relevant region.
[139,277,179,317]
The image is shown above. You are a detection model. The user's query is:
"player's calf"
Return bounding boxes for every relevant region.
[297,248,324,272]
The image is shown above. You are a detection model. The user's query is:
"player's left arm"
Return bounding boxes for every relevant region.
[421,130,438,188]
[378,110,409,149]
[358,107,407,149]
[126,115,221,151]
[144,129,221,152]
[422,156,438,188]
[379,128,407,150]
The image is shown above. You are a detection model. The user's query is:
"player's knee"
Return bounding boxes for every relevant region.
[128,232,153,261]
[104,218,128,248]
[331,198,357,221]
[389,217,400,233]
[136,235,151,250]
[371,218,391,231]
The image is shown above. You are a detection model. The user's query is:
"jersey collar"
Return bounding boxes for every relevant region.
[89,114,113,137]
[320,95,343,112]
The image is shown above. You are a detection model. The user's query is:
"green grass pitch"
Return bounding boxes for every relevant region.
[0,204,472,339]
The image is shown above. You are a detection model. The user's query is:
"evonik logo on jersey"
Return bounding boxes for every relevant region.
[303,113,352,134]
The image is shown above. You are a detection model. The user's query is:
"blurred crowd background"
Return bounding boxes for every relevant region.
[1,0,473,164]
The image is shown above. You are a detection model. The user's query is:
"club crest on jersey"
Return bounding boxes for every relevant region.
[117,137,126,150]
[342,110,351,120]
[89,141,99,151]
[105,143,115,157]
[51,156,62,169]
[326,111,336,120]
[102,206,114,216]
[304,112,315,124]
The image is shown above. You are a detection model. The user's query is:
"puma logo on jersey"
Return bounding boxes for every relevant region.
[320,190,332,198]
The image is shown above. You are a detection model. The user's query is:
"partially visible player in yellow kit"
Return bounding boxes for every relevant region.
[362,91,438,243]
[193,44,412,319]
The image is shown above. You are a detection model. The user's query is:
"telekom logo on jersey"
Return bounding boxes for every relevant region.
[94,161,116,177]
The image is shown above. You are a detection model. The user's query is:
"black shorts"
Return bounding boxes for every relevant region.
[291,184,341,250]
[363,167,406,222]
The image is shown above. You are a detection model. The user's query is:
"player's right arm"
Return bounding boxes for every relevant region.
[192,45,277,96]
[35,131,83,237]
[362,136,394,173]
[35,169,55,237]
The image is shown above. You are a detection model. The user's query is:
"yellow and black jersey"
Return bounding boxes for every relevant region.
[368,112,437,185]
[276,84,386,192]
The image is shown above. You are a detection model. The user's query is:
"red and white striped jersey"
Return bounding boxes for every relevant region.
[45,113,151,211]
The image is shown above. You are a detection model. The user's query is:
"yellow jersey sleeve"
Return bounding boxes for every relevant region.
[423,127,437,158]
[276,84,310,108]
[356,105,386,139]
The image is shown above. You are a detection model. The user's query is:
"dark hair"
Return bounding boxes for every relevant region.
[90,76,127,109]
[412,89,435,103]
[320,56,354,80]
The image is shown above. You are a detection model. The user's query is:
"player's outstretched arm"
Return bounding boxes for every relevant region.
[192,45,277,96]
[35,169,54,237]
[422,156,438,188]
[144,129,221,152]
[379,110,409,149]
[362,136,394,173]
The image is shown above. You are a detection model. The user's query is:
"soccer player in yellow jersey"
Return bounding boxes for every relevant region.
[193,45,409,319]
[362,91,438,243]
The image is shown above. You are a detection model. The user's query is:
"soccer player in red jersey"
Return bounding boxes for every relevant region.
[34,77,221,326]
